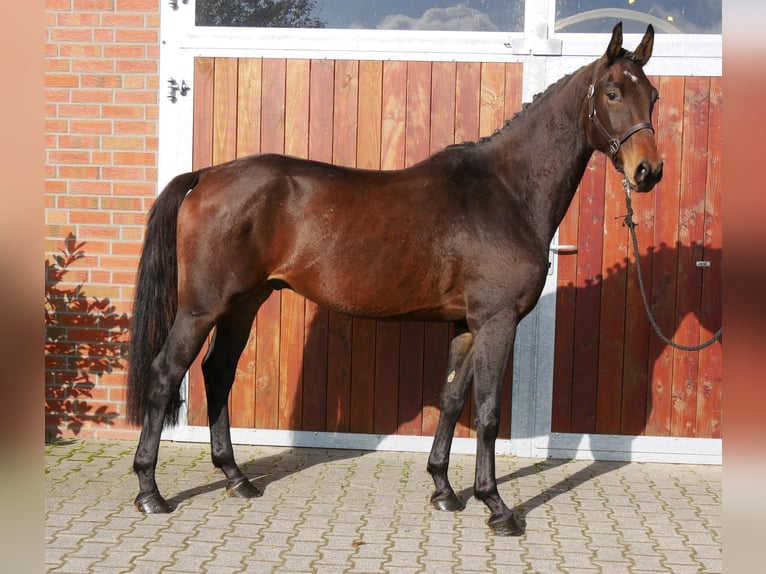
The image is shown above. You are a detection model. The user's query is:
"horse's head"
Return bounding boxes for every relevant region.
[586,22,663,193]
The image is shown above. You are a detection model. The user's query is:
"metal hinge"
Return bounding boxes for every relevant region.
[167,78,190,103]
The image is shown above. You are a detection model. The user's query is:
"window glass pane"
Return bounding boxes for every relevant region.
[196,1,524,32]
[555,1,721,34]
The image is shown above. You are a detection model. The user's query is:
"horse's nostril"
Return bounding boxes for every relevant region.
[635,162,650,183]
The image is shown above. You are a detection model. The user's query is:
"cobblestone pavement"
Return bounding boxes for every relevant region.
[45,440,721,573]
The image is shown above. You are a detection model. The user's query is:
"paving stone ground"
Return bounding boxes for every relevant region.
[45,440,721,573]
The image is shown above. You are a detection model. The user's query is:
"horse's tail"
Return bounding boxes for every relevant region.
[126,169,203,427]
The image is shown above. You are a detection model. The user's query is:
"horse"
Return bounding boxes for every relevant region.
[127,23,663,536]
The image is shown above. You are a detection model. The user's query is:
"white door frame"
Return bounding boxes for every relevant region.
[157,1,722,464]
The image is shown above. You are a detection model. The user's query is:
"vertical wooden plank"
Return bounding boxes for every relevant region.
[229,58,263,428]
[453,61,480,437]
[301,59,334,431]
[326,59,358,432]
[398,60,431,435]
[278,59,310,431]
[192,57,215,170]
[421,61,456,436]
[696,76,722,438]
[671,76,709,437]
[350,60,382,435]
[212,58,238,165]
[236,58,262,158]
[552,189,580,433]
[479,62,506,137]
[254,58,286,430]
[620,76,660,435]
[503,63,523,119]
[212,57,242,424]
[595,167,628,434]
[374,60,407,435]
[570,154,606,433]
[187,57,216,427]
[646,75,683,437]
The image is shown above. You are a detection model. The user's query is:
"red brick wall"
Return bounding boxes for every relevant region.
[45,0,160,440]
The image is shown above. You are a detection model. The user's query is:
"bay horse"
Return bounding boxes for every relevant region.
[127,23,663,535]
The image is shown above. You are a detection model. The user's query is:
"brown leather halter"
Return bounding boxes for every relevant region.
[587,81,654,161]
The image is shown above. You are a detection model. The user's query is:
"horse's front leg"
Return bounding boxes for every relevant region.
[471,310,524,536]
[427,329,473,512]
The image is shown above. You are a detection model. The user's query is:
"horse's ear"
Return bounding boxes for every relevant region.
[632,24,655,66]
[605,22,624,65]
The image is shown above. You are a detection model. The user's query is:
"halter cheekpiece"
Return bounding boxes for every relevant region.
[587,80,654,160]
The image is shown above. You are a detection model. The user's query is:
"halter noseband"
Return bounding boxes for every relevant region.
[586,81,654,161]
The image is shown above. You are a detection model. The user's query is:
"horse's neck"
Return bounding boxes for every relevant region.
[491,62,597,247]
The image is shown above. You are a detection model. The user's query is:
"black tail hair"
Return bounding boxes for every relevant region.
[126,170,202,427]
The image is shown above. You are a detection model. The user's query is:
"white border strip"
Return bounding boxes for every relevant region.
[161,426,721,464]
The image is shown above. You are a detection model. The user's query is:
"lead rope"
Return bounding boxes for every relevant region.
[622,179,722,351]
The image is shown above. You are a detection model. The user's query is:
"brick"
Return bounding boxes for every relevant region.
[69,181,111,195]
[58,104,100,117]
[71,89,114,103]
[114,182,155,195]
[114,152,155,166]
[114,91,157,105]
[117,0,157,11]
[46,0,72,11]
[73,0,115,10]
[58,135,100,148]
[59,43,103,58]
[56,195,99,209]
[116,60,156,74]
[70,120,112,134]
[81,75,123,89]
[102,136,144,150]
[50,28,93,43]
[101,13,144,28]
[46,74,80,88]
[115,29,157,44]
[78,225,121,240]
[114,120,155,134]
[47,88,72,103]
[101,105,143,119]
[72,59,115,73]
[99,197,143,210]
[57,13,101,27]
[58,165,100,179]
[102,166,143,180]
[69,210,111,224]
[49,150,90,164]
[104,45,145,59]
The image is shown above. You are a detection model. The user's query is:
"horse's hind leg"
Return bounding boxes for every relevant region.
[134,311,216,513]
[427,328,474,512]
[202,290,271,499]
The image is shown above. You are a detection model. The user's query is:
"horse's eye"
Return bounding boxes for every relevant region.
[607,91,620,102]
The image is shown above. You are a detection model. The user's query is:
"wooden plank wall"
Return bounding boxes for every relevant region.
[187,57,524,438]
[552,76,723,438]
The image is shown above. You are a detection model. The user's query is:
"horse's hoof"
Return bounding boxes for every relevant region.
[430,491,465,512]
[135,493,172,514]
[226,478,262,499]
[488,512,525,537]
